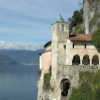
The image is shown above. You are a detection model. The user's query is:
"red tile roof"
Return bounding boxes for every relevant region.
[69,34,92,41]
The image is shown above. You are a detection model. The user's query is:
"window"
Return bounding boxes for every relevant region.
[72,55,80,65]
[64,45,66,49]
[92,55,99,65]
[73,44,74,48]
[82,55,90,65]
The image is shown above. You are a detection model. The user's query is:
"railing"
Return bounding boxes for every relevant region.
[63,65,99,72]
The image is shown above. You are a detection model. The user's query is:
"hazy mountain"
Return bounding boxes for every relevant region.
[0,41,43,51]
[0,54,17,64]
[0,49,43,65]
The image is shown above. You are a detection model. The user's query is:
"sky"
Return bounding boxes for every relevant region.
[0,0,81,50]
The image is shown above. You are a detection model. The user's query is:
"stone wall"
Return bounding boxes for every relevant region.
[40,51,51,71]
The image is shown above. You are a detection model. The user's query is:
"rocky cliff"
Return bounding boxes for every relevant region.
[83,0,100,34]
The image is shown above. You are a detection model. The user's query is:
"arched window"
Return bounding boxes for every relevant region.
[72,55,80,65]
[92,55,99,65]
[60,79,70,97]
[82,55,90,65]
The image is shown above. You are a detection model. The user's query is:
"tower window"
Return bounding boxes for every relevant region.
[64,45,66,49]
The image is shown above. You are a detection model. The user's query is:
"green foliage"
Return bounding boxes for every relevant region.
[92,28,100,52]
[90,16,97,27]
[79,72,94,84]
[88,0,99,4]
[43,72,51,90]
[69,84,95,100]
[43,67,52,90]
[68,8,83,33]
[69,70,100,100]
[73,24,84,34]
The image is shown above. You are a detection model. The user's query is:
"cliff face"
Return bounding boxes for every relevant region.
[83,0,100,34]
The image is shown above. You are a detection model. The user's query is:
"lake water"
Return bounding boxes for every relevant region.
[0,65,39,100]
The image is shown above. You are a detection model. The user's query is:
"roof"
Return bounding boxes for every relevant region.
[39,50,51,55]
[69,34,92,41]
[56,14,65,23]
[44,41,51,48]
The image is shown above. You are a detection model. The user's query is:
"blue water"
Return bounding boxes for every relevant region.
[0,65,39,100]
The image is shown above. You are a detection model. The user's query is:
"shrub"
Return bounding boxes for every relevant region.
[43,72,51,90]
[43,67,52,90]
[69,84,95,100]
[69,71,100,100]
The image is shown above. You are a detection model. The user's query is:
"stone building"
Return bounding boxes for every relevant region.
[38,15,100,100]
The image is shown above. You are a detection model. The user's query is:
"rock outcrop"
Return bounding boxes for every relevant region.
[83,0,100,34]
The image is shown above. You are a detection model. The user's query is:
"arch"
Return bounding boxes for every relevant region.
[92,55,99,65]
[60,79,70,97]
[72,55,80,65]
[82,55,90,65]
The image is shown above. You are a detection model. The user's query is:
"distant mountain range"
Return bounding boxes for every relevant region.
[0,41,43,51]
[0,49,43,65]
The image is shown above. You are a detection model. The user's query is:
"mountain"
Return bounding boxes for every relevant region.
[0,41,43,51]
[0,54,17,64]
[83,0,100,33]
[0,49,43,65]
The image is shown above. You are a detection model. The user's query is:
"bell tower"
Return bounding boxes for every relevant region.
[51,15,69,84]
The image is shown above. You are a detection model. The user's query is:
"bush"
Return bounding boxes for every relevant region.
[92,28,100,52]
[43,72,51,90]
[69,70,100,100]
[43,67,52,90]
[69,84,95,100]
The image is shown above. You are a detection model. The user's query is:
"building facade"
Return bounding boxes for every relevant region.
[38,15,100,100]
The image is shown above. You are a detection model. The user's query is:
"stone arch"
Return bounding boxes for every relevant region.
[92,55,99,65]
[60,79,70,97]
[72,55,80,65]
[82,55,90,65]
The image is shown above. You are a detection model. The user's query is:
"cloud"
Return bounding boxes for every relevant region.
[0,0,80,19]
[0,0,81,43]
[0,41,43,50]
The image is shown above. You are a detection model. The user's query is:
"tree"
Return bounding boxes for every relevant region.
[68,8,83,33]
[92,28,100,52]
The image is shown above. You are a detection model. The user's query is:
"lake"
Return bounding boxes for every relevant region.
[0,65,39,100]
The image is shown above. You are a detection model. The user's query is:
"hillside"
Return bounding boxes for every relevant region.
[69,70,100,100]
[0,49,43,65]
[0,54,17,64]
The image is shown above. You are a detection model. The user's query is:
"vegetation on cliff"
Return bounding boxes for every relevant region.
[68,8,84,34]
[69,71,100,100]
[92,28,100,52]
[88,0,99,4]
[43,67,52,90]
